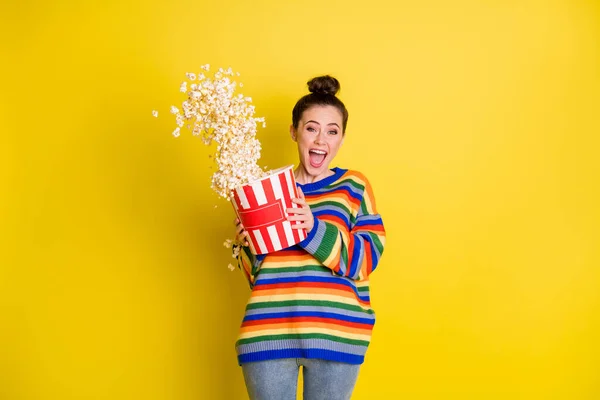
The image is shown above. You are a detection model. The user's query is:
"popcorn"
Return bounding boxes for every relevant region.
[157,65,267,200]
[232,245,241,258]
[152,110,158,117]
[155,65,272,271]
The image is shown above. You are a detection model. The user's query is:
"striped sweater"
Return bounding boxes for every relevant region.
[235,167,386,365]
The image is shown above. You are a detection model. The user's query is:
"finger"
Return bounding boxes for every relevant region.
[291,198,307,206]
[236,235,250,245]
[287,215,308,222]
[291,223,308,230]
[297,186,305,200]
[290,203,309,212]
[287,207,308,215]
[236,230,248,242]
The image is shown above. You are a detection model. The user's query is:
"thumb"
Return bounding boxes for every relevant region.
[297,186,305,199]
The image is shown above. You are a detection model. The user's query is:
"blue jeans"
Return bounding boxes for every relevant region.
[241,358,361,400]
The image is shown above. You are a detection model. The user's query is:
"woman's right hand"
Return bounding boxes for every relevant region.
[234,217,250,246]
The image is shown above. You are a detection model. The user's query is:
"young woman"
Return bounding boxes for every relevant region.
[233,75,386,400]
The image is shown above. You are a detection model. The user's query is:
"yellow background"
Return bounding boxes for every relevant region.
[1,0,599,398]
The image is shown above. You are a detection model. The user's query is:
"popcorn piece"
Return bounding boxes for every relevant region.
[152,110,158,117]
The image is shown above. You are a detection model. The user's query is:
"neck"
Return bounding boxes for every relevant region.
[294,164,334,184]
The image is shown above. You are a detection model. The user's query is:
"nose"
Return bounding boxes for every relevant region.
[314,130,326,144]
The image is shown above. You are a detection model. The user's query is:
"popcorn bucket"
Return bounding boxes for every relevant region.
[231,165,307,255]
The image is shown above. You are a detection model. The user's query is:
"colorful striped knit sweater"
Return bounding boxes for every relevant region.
[235,167,386,365]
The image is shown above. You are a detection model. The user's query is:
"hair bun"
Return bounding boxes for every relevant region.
[307,75,340,96]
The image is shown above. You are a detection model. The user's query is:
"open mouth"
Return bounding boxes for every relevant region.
[308,149,328,168]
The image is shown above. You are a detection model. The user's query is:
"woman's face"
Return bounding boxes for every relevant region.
[290,105,344,179]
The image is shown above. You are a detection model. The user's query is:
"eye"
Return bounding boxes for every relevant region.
[307,127,317,133]
[328,130,338,135]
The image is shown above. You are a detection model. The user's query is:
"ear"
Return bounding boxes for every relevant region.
[290,124,297,142]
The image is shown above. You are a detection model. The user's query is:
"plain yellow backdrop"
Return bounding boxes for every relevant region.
[1,0,599,399]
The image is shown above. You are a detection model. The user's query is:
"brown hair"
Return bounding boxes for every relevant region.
[292,75,349,133]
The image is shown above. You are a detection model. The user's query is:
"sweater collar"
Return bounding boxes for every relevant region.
[295,167,347,192]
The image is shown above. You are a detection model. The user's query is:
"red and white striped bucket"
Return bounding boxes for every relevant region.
[231,165,307,255]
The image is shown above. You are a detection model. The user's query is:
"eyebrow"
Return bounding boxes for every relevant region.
[305,120,340,128]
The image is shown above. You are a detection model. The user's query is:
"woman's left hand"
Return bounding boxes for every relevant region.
[287,187,314,233]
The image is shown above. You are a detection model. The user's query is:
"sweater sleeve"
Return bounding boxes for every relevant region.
[235,244,266,289]
[297,175,386,281]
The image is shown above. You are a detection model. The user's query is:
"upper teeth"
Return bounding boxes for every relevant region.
[310,150,326,155]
